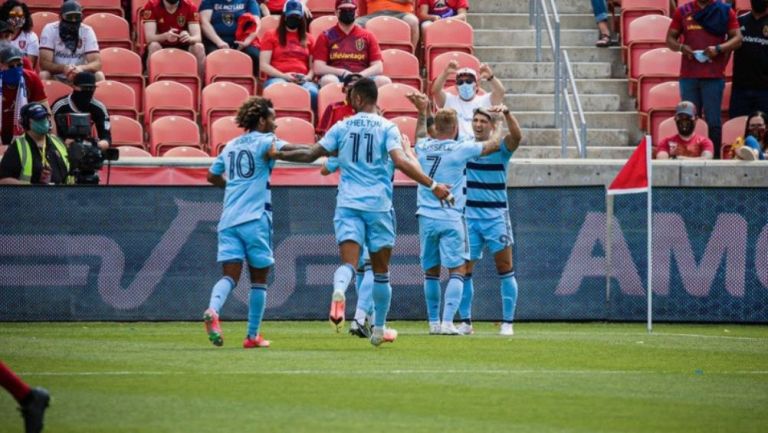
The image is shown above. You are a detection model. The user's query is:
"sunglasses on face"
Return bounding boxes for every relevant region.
[9,12,24,17]
[62,14,82,22]
[456,78,475,85]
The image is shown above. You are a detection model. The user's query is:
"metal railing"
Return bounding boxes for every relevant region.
[531,0,588,158]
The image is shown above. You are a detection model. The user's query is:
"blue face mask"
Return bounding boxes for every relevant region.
[30,118,50,135]
[1,66,23,87]
[458,82,475,100]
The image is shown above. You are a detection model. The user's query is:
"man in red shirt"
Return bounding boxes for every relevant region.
[0,43,47,145]
[317,73,361,135]
[656,101,714,160]
[143,0,206,76]
[666,0,742,158]
[313,0,391,88]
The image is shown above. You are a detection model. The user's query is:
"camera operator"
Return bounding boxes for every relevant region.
[50,71,110,150]
[0,102,73,185]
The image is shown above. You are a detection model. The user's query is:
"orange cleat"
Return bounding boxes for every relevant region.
[243,334,270,348]
[203,308,223,347]
[329,291,345,332]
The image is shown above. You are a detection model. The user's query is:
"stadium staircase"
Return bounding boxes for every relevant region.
[469,0,641,159]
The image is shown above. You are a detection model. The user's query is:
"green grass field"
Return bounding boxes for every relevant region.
[1,322,767,433]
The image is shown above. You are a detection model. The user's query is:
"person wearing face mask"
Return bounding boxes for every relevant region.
[38,1,104,83]
[143,0,206,77]
[0,43,48,146]
[0,102,73,185]
[264,0,311,16]
[431,60,505,140]
[260,0,318,110]
[50,71,111,151]
[656,101,714,160]
[313,0,391,88]
[729,111,767,160]
[728,0,768,118]
[0,0,39,68]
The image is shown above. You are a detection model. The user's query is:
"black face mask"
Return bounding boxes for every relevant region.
[59,19,81,53]
[165,0,180,4]
[751,0,767,13]
[676,118,695,136]
[285,16,301,30]
[338,10,356,25]
[72,89,94,109]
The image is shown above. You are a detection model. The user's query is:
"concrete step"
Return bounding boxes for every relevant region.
[523,128,629,147]
[506,93,621,112]
[468,13,597,29]
[515,146,634,159]
[498,78,629,95]
[488,61,612,79]
[476,29,599,47]
[473,0,591,14]
[475,46,620,64]
[515,111,638,131]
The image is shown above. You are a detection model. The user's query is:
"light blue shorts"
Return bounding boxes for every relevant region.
[334,207,396,253]
[358,245,371,270]
[419,215,469,271]
[467,215,513,261]
[217,214,274,269]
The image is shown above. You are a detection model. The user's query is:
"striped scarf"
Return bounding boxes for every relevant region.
[0,73,28,137]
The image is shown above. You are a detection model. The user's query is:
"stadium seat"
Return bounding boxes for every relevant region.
[255,15,276,40]
[378,83,420,119]
[655,116,708,146]
[381,49,422,91]
[275,117,316,146]
[642,81,680,135]
[144,81,196,127]
[100,48,145,111]
[162,146,210,158]
[79,0,123,17]
[391,116,417,145]
[365,16,413,53]
[109,115,145,149]
[735,0,752,14]
[316,83,345,132]
[429,51,481,89]
[43,80,73,105]
[263,82,314,124]
[423,19,474,81]
[205,49,257,94]
[721,116,747,148]
[209,116,243,155]
[201,82,250,134]
[620,0,668,50]
[31,12,58,38]
[83,13,132,50]
[306,0,336,17]
[309,15,338,39]
[150,116,202,155]
[132,0,149,30]
[148,48,201,109]
[24,0,60,15]
[116,146,152,157]
[625,15,671,75]
[633,48,681,107]
[95,80,138,120]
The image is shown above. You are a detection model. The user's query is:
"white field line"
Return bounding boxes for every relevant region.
[432,331,767,341]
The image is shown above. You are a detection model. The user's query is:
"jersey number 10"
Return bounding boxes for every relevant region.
[228,150,256,180]
[350,132,374,163]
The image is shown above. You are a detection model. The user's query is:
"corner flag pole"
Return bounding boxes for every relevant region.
[646,134,653,334]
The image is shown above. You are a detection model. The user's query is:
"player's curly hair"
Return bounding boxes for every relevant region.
[236,96,274,131]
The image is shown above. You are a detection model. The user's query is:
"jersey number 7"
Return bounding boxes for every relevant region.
[426,155,442,178]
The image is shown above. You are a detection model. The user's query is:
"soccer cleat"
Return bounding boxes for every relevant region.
[500,323,515,336]
[243,334,270,348]
[440,322,460,335]
[383,328,398,342]
[19,387,49,433]
[349,319,371,338]
[370,327,397,347]
[457,322,474,335]
[203,308,223,346]
[428,323,441,335]
[329,290,345,332]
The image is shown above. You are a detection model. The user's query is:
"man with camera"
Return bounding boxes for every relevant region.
[0,102,73,185]
[51,71,111,150]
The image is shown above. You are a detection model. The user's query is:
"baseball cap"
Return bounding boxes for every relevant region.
[73,71,97,88]
[22,103,49,121]
[456,67,477,80]
[61,1,83,18]
[284,0,304,17]
[675,101,696,118]
[0,43,23,64]
[335,0,357,9]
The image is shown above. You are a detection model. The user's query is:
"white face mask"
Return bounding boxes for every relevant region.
[458,82,475,100]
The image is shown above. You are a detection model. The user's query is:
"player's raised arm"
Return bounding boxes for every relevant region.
[406,91,431,140]
[490,104,523,153]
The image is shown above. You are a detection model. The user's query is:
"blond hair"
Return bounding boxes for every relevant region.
[434,108,458,136]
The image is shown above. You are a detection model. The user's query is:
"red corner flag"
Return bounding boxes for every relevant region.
[607,136,650,195]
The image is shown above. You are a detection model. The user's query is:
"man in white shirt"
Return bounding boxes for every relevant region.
[38,1,103,83]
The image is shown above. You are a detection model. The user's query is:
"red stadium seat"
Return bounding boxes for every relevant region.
[620,0,668,50]
[391,116,417,146]
[209,116,243,155]
[365,16,413,53]
[735,0,752,14]
[162,146,210,157]
[24,0,60,15]
[95,80,138,120]
[30,12,58,38]
[263,82,314,124]
[633,48,681,108]
[307,0,336,17]
[423,19,474,81]
[643,81,680,135]
[429,51,481,89]
[43,80,73,105]
[205,49,257,94]
[722,116,747,148]
[378,83,419,119]
[144,81,196,127]
[79,0,124,17]
[83,13,132,50]
[116,146,152,157]
[655,117,708,146]
[316,83,345,133]
[150,116,201,155]
[100,48,145,111]
[381,49,422,91]
[201,82,250,133]
[148,48,201,109]
[255,15,277,40]
[625,15,670,75]
[132,0,150,30]
[109,115,145,149]
[309,15,337,39]
[275,117,316,146]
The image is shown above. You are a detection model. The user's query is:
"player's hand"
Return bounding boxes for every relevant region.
[488,104,509,114]
[479,63,494,80]
[405,91,430,113]
[445,60,459,74]
[432,183,453,205]
[179,31,191,44]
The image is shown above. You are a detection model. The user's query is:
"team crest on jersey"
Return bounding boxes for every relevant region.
[222,12,234,26]
[142,8,152,19]
[355,38,365,51]
[18,40,26,49]
[177,15,186,26]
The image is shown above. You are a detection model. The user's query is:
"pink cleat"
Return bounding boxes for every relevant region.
[243,334,270,348]
[203,308,223,347]
[329,291,346,332]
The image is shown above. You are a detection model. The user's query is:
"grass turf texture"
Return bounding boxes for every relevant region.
[1,322,767,433]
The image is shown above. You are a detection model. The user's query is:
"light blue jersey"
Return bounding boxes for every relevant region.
[209,131,285,231]
[465,139,514,220]
[319,112,402,212]
[415,137,482,221]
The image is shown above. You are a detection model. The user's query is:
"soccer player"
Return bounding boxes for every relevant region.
[0,361,49,433]
[202,96,287,349]
[270,77,451,346]
[459,103,523,336]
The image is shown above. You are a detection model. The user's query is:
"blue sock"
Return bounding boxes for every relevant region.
[208,276,235,314]
[442,274,464,324]
[247,284,267,338]
[355,269,363,297]
[333,263,355,294]
[358,266,374,316]
[459,273,473,322]
[500,271,519,323]
[372,273,391,328]
[423,275,441,323]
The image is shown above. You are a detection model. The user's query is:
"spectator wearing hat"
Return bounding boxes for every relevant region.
[417,0,468,30]
[728,110,767,161]
[0,43,47,146]
[656,101,714,160]
[199,0,268,76]
[38,1,103,83]
[728,0,768,118]
[51,71,111,150]
[260,0,318,109]
[143,0,206,77]
[316,72,361,135]
[356,0,420,48]
[431,59,504,140]
[263,0,311,16]
[313,0,390,88]
[0,0,39,68]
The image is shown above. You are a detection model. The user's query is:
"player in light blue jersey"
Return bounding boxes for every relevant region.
[270,78,452,346]
[459,105,523,336]
[202,96,290,349]
[406,91,507,335]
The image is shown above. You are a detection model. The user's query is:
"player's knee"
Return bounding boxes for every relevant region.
[424,266,440,277]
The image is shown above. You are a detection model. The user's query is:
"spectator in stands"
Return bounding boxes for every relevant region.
[666,0,742,158]
[51,71,111,151]
[731,111,767,161]
[317,72,361,135]
[431,60,504,140]
[357,0,420,48]
[656,101,714,160]
[0,43,47,146]
[264,0,311,16]
[417,0,468,30]
[0,102,73,185]
[0,0,38,68]
[591,0,614,47]
[143,0,206,77]
[38,1,104,83]
[260,0,318,109]
[313,0,391,87]
[728,0,768,118]
[199,0,268,76]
